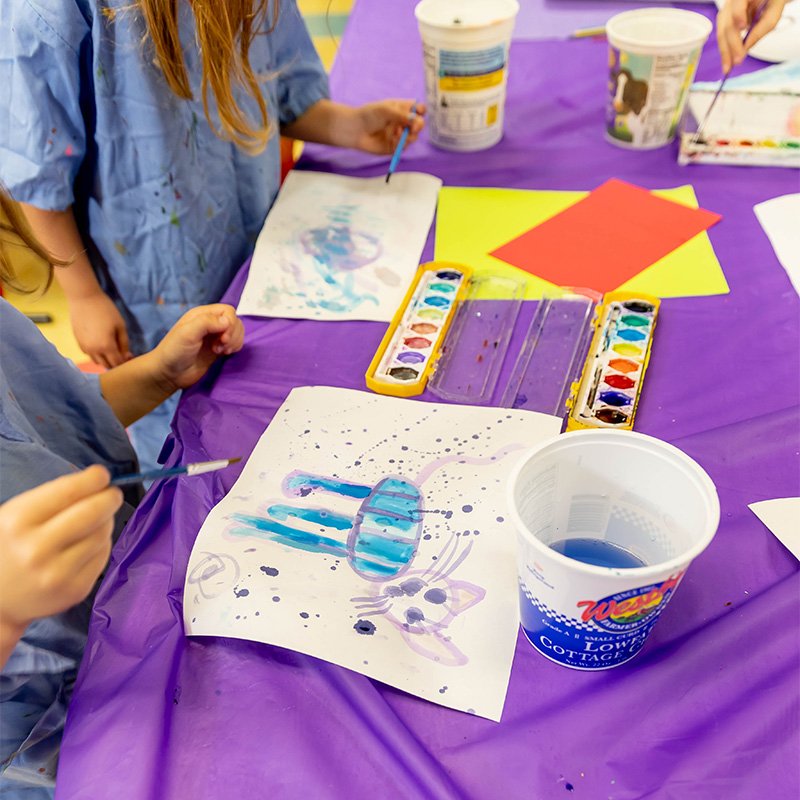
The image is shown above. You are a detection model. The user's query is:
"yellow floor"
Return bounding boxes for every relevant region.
[4,0,351,362]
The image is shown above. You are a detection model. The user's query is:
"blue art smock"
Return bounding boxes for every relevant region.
[0,299,140,798]
[0,0,329,354]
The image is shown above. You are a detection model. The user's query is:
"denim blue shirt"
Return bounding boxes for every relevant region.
[0,0,329,353]
[0,299,139,792]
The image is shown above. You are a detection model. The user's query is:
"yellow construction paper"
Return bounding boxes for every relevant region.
[434,185,729,299]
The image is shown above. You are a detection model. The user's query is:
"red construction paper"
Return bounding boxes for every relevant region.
[489,179,722,292]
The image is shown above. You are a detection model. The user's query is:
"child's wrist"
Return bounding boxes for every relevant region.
[141,349,180,401]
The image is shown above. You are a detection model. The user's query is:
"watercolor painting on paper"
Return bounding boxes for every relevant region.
[183,387,561,720]
[237,172,442,321]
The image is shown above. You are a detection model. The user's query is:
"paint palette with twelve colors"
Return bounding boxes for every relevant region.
[566,291,660,431]
[366,262,472,397]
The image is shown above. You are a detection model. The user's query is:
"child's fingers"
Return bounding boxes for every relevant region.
[41,486,123,552]
[61,514,115,576]
[3,467,112,526]
[746,5,785,49]
[210,308,244,354]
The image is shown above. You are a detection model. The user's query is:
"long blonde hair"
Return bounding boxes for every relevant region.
[135,0,278,153]
[0,190,68,294]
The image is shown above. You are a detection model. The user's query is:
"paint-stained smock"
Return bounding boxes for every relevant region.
[0,0,329,354]
[0,300,140,798]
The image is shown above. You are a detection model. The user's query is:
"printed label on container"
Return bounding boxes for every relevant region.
[606,45,701,148]
[520,572,684,669]
[422,42,510,150]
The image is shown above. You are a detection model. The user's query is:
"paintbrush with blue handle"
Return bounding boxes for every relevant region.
[385,103,418,183]
[110,457,241,486]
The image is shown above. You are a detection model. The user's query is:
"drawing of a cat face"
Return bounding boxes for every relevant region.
[351,536,485,666]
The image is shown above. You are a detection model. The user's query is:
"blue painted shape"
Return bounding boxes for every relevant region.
[229,473,424,583]
[349,557,400,577]
[424,295,450,308]
[352,532,417,565]
[228,513,349,556]
[348,476,423,581]
[284,474,371,499]
[267,504,353,531]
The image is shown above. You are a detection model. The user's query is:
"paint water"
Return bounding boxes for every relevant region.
[549,537,646,568]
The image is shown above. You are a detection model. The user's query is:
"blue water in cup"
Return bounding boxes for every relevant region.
[550,537,646,568]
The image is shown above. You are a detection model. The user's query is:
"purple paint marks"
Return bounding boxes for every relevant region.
[424,588,447,604]
[233,587,250,598]
[462,505,473,513]
[397,351,425,364]
[354,619,377,635]
[272,596,281,602]
[260,566,279,576]
[300,225,381,272]
[299,612,310,619]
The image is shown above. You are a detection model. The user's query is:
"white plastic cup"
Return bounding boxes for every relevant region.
[414,0,520,152]
[605,8,712,149]
[508,430,719,670]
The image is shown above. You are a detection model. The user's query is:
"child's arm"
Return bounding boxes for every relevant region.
[98,304,244,427]
[281,99,425,155]
[0,466,122,668]
[19,204,132,368]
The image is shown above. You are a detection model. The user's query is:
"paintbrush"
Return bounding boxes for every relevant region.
[385,103,418,183]
[110,457,242,486]
[693,0,768,144]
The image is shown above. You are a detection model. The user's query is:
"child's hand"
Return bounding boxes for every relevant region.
[351,100,426,155]
[152,304,245,392]
[0,466,122,659]
[716,0,788,72]
[70,291,133,368]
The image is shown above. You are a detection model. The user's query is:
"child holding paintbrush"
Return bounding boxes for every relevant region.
[0,188,244,797]
[0,0,424,474]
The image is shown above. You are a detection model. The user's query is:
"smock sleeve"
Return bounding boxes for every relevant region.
[0,1,90,210]
[271,0,330,126]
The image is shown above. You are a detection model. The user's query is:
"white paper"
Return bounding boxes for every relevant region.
[237,171,442,321]
[749,498,800,560]
[754,194,800,296]
[184,387,562,720]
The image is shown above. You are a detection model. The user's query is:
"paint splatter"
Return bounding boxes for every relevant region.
[233,587,249,598]
[354,619,376,635]
[260,566,279,576]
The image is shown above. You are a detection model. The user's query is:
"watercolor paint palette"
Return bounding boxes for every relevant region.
[679,61,800,168]
[566,291,660,431]
[366,262,471,397]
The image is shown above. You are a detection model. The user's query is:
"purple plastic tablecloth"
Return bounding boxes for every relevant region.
[57,2,799,798]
